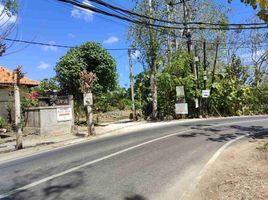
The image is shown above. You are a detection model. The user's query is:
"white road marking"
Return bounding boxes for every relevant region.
[0,118,267,199]
[180,129,268,200]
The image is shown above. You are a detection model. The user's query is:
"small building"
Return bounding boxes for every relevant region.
[0,66,39,121]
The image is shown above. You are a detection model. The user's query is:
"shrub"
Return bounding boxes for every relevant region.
[0,116,5,129]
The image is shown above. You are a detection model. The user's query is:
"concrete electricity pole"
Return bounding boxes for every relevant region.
[148,0,158,120]
[166,4,172,64]
[203,41,208,117]
[80,71,96,136]
[182,0,192,54]
[128,49,137,121]
[13,67,23,150]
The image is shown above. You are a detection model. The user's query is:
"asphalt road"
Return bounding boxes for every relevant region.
[0,116,268,200]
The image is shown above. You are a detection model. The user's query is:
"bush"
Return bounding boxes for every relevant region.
[0,116,5,128]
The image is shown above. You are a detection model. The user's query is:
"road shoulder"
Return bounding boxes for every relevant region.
[187,135,268,200]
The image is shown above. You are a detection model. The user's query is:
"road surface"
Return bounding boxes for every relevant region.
[0,116,267,200]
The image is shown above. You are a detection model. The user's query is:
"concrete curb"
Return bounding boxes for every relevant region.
[181,129,268,200]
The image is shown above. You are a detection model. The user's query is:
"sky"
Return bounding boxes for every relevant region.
[0,0,263,87]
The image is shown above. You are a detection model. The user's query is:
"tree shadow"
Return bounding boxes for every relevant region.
[43,171,84,200]
[178,132,211,138]
[5,171,85,200]
[124,194,147,200]
[176,124,268,143]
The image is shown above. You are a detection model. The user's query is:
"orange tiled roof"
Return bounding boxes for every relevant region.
[0,66,39,86]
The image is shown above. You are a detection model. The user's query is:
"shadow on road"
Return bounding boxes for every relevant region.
[177,124,268,143]
[124,194,147,200]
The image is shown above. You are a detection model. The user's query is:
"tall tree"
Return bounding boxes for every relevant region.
[228,0,268,23]
[0,0,18,55]
[129,0,165,120]
[55,42,117,101]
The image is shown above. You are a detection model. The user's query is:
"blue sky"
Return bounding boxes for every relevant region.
[0,0,261,87]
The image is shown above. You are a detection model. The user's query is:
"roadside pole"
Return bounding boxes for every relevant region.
[128,49,137,121]
[80,71,96,136]
[166,4,172,65]
[203,41,208,117]
[211,42,219,94]
[13,67,23,150]
[194,45,202,118]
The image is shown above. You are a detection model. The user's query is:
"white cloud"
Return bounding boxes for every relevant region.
[68,33,76,38]
[103,36,119,44]
[71,0,94,22]
[42,41,58,52]
[37,61,50,70]
[131,50,141,59]
[0,4,17,27]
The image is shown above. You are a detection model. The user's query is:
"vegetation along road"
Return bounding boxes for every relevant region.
[0,116,267,200]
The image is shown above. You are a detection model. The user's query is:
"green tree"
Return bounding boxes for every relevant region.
[0,0,19,55]
[210,54,253,116]
[55,42,117,101]
[35,77,60,96]
[129,0,166,120]
[157,53,195,119]
[228,0,268,23]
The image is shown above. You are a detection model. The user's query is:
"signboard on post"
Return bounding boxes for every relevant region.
[175,103,188,114]
[83,93,93,106]
[176,86,185,97]
[57,107,72,122]
[202,90,210,98]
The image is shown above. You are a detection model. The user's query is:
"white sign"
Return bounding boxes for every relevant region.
[175,103,188,114]
[202,90,210,98]
[84,93,93,106]
[195,98,199,108]
[57,107,72,122]
[176,86,185,97]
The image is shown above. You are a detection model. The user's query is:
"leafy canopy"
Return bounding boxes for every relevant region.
[55,41,117,100]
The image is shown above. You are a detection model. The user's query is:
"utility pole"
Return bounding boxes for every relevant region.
[13,67,23,150]
[194,45,201,118]
[148,0,158,120]
[80,71,96,136]
[182,0,192,55]
[203,41,208,117]
[211,42,219,94]
[128,49,137,121]
[166,4,172,64]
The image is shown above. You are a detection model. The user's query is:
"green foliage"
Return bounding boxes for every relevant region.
[0,116,5,128]
[35,77,60,96]
[210,55,254,116]
[157,53,195,119]
[95,87,131,113]
[228,0,268,23]
[1,0,19,16]
[134,71,152,118]
[55,41,117,100]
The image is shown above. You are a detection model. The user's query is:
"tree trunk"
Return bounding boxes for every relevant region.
[86,103,95,136]
[150,61,158,120]
[14,79,23,150]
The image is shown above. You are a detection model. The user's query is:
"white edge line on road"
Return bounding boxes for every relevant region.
[0,115,266,165]
[180,129,268,200]
[0,118,267,199]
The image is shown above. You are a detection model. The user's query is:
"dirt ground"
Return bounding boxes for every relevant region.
[188,136,268,200]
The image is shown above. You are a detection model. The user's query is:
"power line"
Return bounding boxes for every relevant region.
[3,38,130,50]
[59,0,268,29]
[3,37,268,51]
